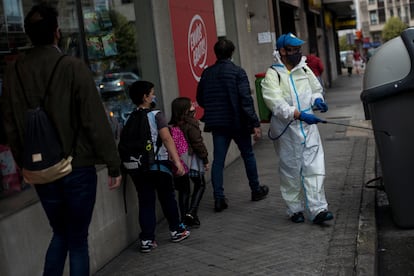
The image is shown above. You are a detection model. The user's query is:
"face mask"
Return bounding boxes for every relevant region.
[150,96,157,108]
[286,52,302,67]
[187,110,196,118]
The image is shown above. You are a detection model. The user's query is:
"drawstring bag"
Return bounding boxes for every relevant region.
[15,55,77,184]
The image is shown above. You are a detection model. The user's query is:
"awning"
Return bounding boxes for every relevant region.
[323,0,356,30]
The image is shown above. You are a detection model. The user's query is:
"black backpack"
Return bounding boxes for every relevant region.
[118,108,161,174]
[15,55,77,184]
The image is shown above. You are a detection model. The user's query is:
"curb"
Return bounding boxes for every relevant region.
[356,136,377,276]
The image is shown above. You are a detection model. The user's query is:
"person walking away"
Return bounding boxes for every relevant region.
[128,81,189,253]
[0,3,122,275]
[353,48,363,75]
[345,51,354,76]
[306,48,324,94]
[261,32,334,224]
[196,39,269,212]
[169,97,209,227]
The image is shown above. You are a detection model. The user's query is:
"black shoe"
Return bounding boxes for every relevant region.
[183,214,194,227]
[313,210,334,224]
[291,212,305,223]
[183,213,200,228]
[251,185,269,201]
[214,198,228,212]
[187,214,200,228]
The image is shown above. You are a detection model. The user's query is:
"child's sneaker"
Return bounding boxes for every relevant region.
[179,222,189,230]
[170,225,190,242]
[140,240,158,253]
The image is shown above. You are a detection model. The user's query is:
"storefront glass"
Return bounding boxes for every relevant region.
[0,0,139,199]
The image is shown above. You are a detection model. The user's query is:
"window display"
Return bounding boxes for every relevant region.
[0,0,140,199]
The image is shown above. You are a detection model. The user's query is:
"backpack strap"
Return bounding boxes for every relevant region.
[15,55,66,108]
[270,65,280,83]
[270,65,308,81]
[122,167,128,214]
[15,55,79,159]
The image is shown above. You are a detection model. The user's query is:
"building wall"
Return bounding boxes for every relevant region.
[359,0,414,45]
[0,167,140,275]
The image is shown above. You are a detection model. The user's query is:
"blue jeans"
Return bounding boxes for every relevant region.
[35,166,97,276]
[211,130,260,199]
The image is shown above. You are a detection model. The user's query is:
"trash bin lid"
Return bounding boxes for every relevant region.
[361,28,414,104]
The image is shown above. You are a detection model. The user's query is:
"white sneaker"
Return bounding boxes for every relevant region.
[140,240,157,253]
[170,226,190,242]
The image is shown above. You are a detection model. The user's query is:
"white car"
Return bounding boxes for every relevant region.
[98,72,140,95]
[340,50,353,68]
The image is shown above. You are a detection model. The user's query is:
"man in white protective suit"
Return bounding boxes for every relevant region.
[261,33,334,224]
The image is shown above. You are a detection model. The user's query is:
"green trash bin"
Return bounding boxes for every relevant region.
[255,72,271,122]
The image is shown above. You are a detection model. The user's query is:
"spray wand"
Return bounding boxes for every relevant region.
[322,120,392,137]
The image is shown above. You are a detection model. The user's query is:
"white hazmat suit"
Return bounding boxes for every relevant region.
[261,52,329,220]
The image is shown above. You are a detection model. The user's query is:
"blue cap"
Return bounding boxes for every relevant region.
[276,33,304,50]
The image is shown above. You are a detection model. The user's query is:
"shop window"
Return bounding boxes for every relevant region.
[81,5,139,139]
[0,0,36,201]
[0,1,141,202]
[3,0,24,32]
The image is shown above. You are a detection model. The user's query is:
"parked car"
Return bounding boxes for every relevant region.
[98,72,140,96]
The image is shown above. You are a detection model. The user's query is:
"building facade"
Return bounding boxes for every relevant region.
[359,0,414,47]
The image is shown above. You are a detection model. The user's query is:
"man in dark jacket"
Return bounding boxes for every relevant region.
[196,39,268,212]
[0,3,121,275]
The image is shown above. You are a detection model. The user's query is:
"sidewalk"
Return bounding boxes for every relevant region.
[95,74,377,276]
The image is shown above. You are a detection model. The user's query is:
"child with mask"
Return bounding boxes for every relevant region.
[169,97,209,228]
[127,81,190,253]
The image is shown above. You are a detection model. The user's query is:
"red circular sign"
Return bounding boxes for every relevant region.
[188,14,208,82]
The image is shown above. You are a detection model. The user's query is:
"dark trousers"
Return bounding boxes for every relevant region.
[174,174,207,220]
[131,170,181,241]
[211,130,260,199]
[188,174,206,217]
[35,166,97,276]
[174,175,191,220]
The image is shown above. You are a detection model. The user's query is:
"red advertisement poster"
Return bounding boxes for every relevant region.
[169,0,217,117]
